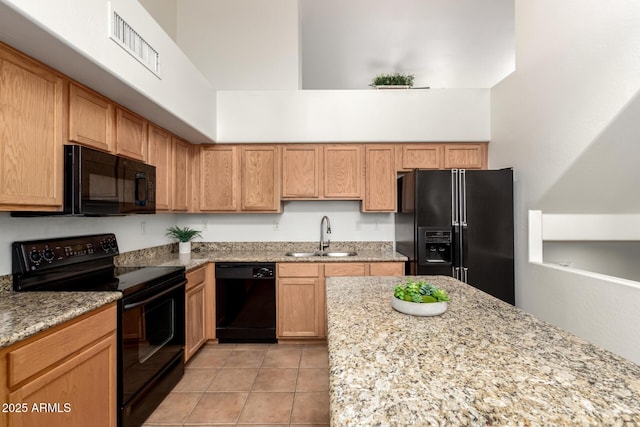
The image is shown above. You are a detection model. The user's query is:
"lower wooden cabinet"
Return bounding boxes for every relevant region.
[276,262,404,340]
[0,303,117,427]
[277,263,323,339]
[185,264,214,362]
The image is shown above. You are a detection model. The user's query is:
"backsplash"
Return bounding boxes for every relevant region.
[192,241,394,252]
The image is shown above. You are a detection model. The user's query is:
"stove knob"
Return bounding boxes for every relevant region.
[29,250,42,264]
[43,248,55,262]
[101,241,110,253]
[109,240,118,250]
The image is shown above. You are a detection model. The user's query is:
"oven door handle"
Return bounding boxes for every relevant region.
[123,279,187,310]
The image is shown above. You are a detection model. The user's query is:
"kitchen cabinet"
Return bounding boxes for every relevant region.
[185,265,212,362]
[282,144,362,200]
[199,145,280,212]
[115,108,147,162]
[282,145,321,198]
[172,137,193,212]
[277,263,323,339]
[68,83,115,153]
[363,145,396,212]
[323,145,363,199]
[276,261,404,339]
[0,303,117,427]
[443,143,487,169]
[147,124,173,211]
[240,145,281,211]
[0,42,64,211]
[396,142,488,171]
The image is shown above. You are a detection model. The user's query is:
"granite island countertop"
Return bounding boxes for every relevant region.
[325,275,640,426]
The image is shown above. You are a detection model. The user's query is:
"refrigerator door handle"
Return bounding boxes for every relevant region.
[460,169,468,226]
[453,266,460,280]
[451,169,459,226]
[462,267,468,283]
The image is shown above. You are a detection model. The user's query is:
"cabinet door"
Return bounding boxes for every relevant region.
[240,145,281,212]
[147,125,172,211]
[368,262,404,276]
[277,277,320,338]
[323,145,362,199]
[8,334,117,427]
[172,137,192,211]
[398,144,443,171]
[68,83,114,152]
[282,145,320,198]
[185,281,207,362]
[199,145,239,211]
[116,108,147,162]
[443,144,487,169]
[0,44,64,211]
[277,263,322,338]
[363,145,396,212]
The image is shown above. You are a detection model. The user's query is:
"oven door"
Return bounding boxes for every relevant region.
[120,278,185,426]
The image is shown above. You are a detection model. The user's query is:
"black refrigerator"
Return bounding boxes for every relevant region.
[395,168,515,304]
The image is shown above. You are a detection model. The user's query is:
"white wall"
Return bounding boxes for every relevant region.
[0,0,216,143]
[0,213,178,276]
[217,89,490,142]
[177,201,394,243]
[176,0,300,90]
[490,0,640,364]
[138,0,178,41]
[299,0,514,90]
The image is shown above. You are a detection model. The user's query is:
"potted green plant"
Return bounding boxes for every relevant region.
[166,226,202,254]
[392,278,450,316]
[370,72,415,89]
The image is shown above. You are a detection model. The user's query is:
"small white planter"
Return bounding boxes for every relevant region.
[178,241,191,254]
[391,297,448,317]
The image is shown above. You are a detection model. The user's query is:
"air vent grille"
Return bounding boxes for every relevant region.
[109,8,160,78]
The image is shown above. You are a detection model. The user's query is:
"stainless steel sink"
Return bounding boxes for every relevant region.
[284,251,358,257]
[320,251,358,257]
[284,251,319,257]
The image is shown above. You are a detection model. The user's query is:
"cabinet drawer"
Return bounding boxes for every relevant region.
[186,265,207,290]
[368,262,404,276]
[278,263,320,278]
[8,304,116,388]
[324,263,366,277]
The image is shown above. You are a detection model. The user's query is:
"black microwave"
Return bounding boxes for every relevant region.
[13,145,156,216]
[63,145,155,215]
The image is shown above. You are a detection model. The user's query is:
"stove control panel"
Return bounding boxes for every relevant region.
[12,233,119,273]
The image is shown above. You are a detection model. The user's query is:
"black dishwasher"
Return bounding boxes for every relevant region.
[215,262,277,343]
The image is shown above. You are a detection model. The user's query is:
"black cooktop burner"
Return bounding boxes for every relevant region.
[11,233,185,294]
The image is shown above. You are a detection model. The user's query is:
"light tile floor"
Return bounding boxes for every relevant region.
[143,343,330,427]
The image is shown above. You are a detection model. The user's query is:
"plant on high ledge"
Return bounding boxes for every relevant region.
[371,72,415,88]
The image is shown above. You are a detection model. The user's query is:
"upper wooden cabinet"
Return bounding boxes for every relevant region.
[282,145,321,198]
[172,137,193,212]
[0,43,64,211]
[397,142,487,171]
[282,144,362,200]
[323,145,362,199]
[68,83,115,152]
[199,145,280,213]
[116,108,147,162]
[200,145,239,212]
[363,145,396,212]
[241,145,281,211]
[443,143,487,169]
[147,124,172,211]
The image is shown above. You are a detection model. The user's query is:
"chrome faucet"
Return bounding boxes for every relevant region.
[319,216,332,252]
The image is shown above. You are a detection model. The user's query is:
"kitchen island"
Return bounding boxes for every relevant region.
[325,275,640,426]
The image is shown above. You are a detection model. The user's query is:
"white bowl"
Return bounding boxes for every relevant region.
[391,297,448,316]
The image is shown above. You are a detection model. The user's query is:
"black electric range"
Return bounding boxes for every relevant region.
[11,234,186,427]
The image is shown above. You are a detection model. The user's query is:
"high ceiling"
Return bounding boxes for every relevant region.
[299,0,515,89]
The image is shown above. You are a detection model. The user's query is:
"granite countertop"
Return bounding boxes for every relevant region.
[0,285,121,349]
[325,275,640,426]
